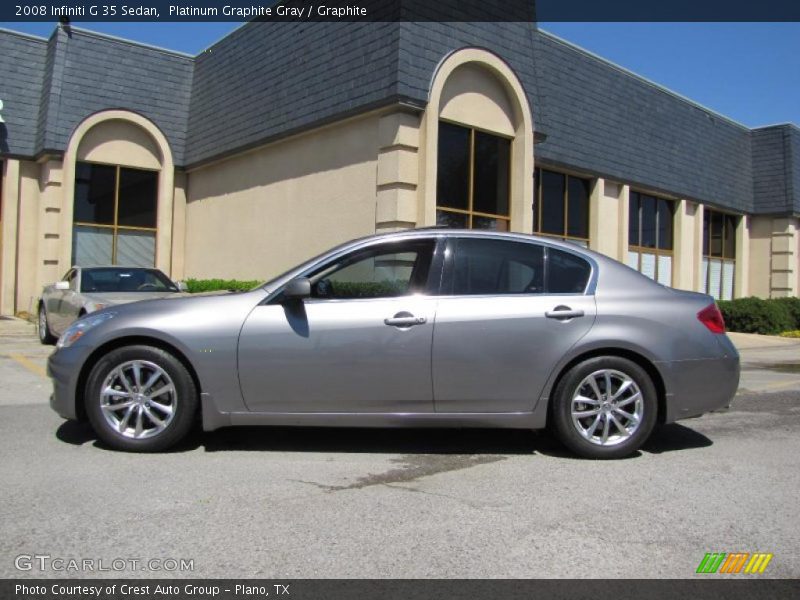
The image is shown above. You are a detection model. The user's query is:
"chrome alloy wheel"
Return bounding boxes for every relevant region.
[570,369,644,446]
[99,360,177,439]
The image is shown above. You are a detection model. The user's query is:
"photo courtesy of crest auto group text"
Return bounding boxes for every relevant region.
[0,0,799,598]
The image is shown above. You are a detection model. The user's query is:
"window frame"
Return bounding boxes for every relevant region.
[702,207,739,300]
[627,191,676,284]
[440,236,595,297]
[72,160,160,266]
[533,167,592,244]
[436,120,512,231]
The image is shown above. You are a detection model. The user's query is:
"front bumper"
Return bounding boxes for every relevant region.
[47,344,94,421]
[657,350,740,423]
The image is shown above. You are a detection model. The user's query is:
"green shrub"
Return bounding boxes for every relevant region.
[717,297,795,335]
[329,280,407,298]
[773,297,800,329]
[779,330,800,339]
[184,278,261,293]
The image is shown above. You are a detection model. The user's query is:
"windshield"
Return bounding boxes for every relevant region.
[80,268,178,293]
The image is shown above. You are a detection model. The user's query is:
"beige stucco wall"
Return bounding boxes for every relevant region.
[183,113,382,281]
[749,215,773,298]
[76,119,162,170]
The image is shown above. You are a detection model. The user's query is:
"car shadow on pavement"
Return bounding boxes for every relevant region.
[55,420,712,457]
[641,423,713,454]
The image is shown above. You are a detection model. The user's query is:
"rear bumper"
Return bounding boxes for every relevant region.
[656,349,740,423]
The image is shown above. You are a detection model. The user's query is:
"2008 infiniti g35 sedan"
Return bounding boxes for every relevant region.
[47,230,739,458]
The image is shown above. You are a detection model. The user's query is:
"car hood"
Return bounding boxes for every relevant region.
[82,291,188,305]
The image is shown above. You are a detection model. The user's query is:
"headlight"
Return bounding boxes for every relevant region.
[57,312,116,349]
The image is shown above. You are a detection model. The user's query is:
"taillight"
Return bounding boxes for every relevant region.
[697,303,726,334]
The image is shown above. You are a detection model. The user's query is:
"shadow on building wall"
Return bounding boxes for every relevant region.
[0,123,8,153]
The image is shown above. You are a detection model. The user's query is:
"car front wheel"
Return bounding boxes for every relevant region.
[551,356,657,459]
[85,345,197,452]
[38,305,57,345]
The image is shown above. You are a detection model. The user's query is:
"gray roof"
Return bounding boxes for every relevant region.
[0,22,797,216]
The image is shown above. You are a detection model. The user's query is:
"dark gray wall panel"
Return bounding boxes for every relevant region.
[790,127,800,215]
[0,31,47,156]
[752,126,789,214]
[36,28,194,164]
[529,32,754,212]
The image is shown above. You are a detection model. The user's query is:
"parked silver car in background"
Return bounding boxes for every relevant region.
[39,266,187,344]
[47,230,739,458]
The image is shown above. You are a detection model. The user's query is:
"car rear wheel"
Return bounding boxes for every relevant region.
[38,305,56,345]
[85,345,197,452]
[551,356,657,459]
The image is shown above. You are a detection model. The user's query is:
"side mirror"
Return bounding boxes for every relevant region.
[282,277,311,301]
[55,281,70,291]
[175,281,189,292]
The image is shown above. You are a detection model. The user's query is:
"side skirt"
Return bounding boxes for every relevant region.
[200,394,547,431]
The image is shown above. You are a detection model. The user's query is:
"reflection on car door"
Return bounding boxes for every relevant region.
[237,238,441,413]
[432,237,597,413]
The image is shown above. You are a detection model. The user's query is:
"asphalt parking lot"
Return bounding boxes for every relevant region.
[1,317,799,579]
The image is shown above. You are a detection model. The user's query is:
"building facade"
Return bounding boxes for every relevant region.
[0,20,798,316]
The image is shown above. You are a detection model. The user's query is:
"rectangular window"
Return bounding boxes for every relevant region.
[533,168,591,246]
[703,208,738,300]
[627,191,675,286]
[436,122,511,231]
[72,162,158,267]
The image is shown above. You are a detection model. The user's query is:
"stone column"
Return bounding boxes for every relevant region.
[769,217,798,297]
[673,199,700,292]
[15,161,42,316]
[0,159,20,315]
[375,111,420,233]
[734,215,750,298]
[37,159,64,296]
[589,179,625,262]
[171,170,188,281]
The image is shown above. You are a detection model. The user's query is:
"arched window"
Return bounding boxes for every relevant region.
[67,114,168,268]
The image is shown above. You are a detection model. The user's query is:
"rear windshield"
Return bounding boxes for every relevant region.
[80,268,178,293]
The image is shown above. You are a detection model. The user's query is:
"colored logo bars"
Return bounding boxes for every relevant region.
[697,552,773,574]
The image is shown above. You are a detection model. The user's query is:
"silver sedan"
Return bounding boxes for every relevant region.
[38,266,186,344]
[47,230,739,458]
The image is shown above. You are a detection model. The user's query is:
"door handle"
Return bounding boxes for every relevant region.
[545,306,585,320]
[384,314,427,327]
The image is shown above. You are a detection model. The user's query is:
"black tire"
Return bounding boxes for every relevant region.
[85,345,198,452]
[38,305,57,345]
[550,356,658,459]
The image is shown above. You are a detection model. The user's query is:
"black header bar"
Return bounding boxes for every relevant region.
[3,0,800,23]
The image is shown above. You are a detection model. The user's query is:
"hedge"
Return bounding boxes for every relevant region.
[183,279,406,298]
[717,297,800,335]
[184,279,261,293]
